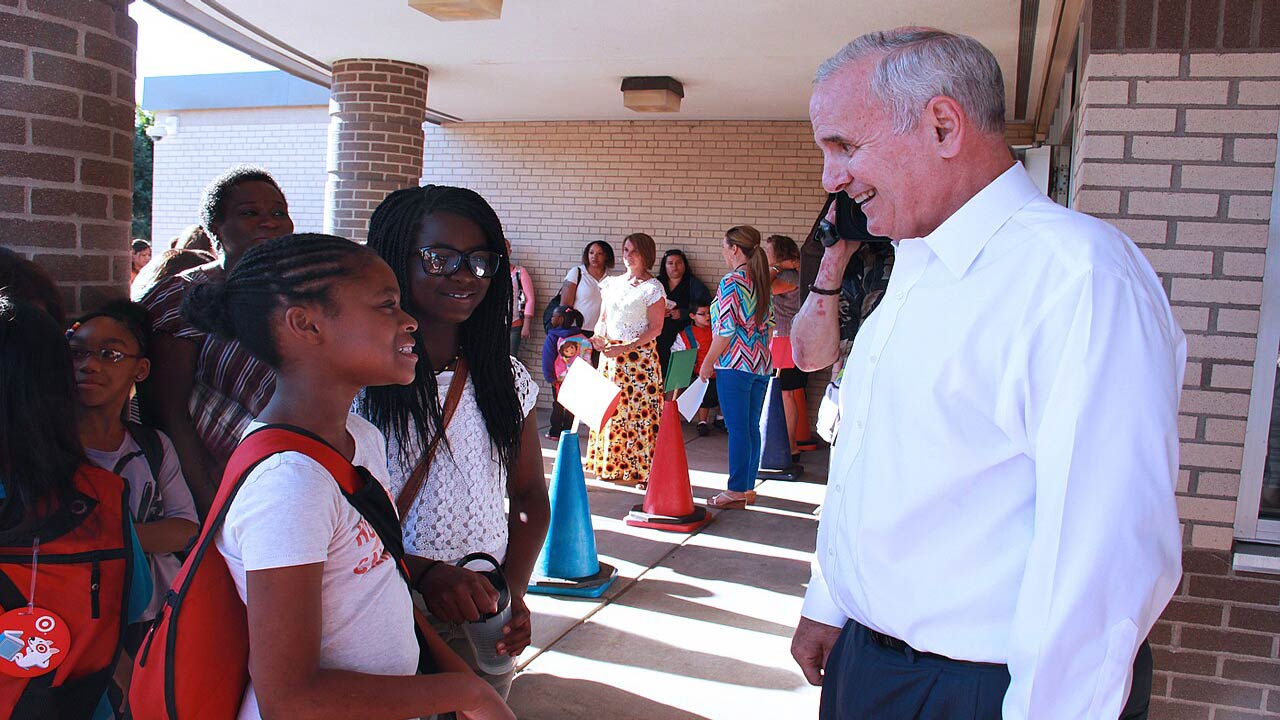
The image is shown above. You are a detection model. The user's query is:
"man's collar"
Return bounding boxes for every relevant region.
[918,163,1041,278]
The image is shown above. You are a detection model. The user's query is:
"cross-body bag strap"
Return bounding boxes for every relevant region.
[395,357,469,521]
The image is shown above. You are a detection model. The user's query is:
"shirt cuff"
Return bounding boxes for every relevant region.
[801,564,848,628]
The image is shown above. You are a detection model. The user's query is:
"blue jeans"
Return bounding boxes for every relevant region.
[716,368,769,492]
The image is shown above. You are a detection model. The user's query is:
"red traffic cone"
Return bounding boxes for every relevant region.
[626,400,713,533]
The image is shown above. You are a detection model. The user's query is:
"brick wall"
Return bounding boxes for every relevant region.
[419,120,828,405]
[1,0,137,315]
[149,106,328,244]
[1072,44,1279,718]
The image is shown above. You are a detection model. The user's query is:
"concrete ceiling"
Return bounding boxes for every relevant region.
[149,0,1058,123]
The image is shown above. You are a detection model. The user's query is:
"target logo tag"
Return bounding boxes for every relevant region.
[0,608,70,678]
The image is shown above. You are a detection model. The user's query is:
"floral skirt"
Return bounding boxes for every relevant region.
[586,340,664,485]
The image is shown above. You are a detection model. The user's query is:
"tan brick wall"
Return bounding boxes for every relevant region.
[419,120,828,408]
[0,0,136,315]
[1073,47,1279,719]
[325,58,429,242]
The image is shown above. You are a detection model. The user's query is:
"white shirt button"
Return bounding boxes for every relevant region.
[869,354,878,364]
[895,291,905,300]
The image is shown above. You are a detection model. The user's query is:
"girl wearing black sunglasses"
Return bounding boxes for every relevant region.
[359,185,549,701]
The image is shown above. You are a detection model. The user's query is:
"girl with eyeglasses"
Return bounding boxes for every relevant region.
[360,185,549,701]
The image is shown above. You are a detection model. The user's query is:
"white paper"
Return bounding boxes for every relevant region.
[556,358,623,432]
[677,378,709,421]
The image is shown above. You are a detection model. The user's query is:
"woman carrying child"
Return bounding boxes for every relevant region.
[361,185,549,700]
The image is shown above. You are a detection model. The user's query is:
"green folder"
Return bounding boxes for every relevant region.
[664,348,697,392]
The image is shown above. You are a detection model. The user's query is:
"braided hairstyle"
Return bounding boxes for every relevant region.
[360,185,522,470]
[180,233,377,367]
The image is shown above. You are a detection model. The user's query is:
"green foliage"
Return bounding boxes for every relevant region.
[132,108,154,241]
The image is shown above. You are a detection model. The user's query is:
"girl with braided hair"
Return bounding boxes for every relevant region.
[180,233,513,720]
[359,185,548,700]
[140,165,294,515]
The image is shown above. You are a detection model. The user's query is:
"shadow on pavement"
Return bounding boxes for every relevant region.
[509,673,712,720]
[610,577,799,638]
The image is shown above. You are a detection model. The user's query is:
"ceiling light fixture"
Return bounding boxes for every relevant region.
[621,76,684,113]
[408,0,502,21]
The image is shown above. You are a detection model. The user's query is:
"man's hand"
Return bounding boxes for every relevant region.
[791,616,843,686]
[496,592,532,657]
[420,564,500,624]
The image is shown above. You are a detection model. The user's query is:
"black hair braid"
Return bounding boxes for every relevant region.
[180,233,375,367]
[361,185,522,471]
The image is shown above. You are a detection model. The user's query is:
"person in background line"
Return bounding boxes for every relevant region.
[507,240,536,356]
[171,224,215,254]
[763,234,814,459]
[699,225,773,510]
[676,302,720,436]
[586,233,667,487]
[131,248,217,303]
[542,307,590,440]
[182,233,514,720]
[139,165,294,515]
[361,185,549,702]
[654,248,712,376]
[130,239,152,284]
[558,240,614,333]
[68,300,198,709]
[790,28,1182,720]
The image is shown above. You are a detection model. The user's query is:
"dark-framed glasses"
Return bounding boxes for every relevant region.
[70,347,142,364]
[417,246,503,279]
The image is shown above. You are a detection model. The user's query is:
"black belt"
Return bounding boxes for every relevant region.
[865,626,1005,668]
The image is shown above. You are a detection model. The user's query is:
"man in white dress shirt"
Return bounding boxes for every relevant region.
[789,28,1186,719]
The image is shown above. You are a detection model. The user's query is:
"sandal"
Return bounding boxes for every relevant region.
[706,491,751,509]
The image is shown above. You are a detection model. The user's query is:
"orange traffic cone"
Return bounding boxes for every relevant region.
[626,400,713,532]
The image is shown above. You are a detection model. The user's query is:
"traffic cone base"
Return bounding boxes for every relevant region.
[758,462,804,481]
[625,504,713,532]
[528,561,618,598]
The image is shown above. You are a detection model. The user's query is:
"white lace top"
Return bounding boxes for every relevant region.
[597,276,665,342]
[387,358,539,564]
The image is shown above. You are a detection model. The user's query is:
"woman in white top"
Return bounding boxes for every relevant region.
[585,233,667,486]
[559,240,614,332]
[361,185,549,701]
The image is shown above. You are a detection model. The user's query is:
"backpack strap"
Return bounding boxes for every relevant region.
[125,422,165,488]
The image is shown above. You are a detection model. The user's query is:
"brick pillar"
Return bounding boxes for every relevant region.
[1071,2,1280,717]
[324,59,428,241]
[1,0,137,314]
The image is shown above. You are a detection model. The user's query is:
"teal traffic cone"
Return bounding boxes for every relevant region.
[528,430,618,597]
[758,375,802,480]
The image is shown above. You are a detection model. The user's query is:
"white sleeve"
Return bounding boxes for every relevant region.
[223,454,342,571]
[154,431,198,524]
[1003,269,1185,720]
[800,554,848,628]
[510,359,541,416]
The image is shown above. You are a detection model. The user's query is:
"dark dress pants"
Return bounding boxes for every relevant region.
[819,621,1153,720]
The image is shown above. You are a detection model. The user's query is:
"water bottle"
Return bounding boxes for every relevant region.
[456,552,514,676]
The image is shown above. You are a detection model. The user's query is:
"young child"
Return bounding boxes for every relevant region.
[68,300,200,700]
[541,307,590,439]
[181,233,512,720]
[361,185,549,701]
[679,303,720,436]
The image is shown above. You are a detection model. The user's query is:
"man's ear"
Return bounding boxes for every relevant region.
[282,305,323,346]
[924,96,965,159]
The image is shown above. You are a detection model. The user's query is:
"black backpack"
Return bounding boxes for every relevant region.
[113,423,165,520]
[542,266,583,333]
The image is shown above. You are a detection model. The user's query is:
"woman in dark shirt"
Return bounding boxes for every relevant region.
[655,249,712,376]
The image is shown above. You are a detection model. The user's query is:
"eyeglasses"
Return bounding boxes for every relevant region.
[70,347,142,364]
[418,246,503,279]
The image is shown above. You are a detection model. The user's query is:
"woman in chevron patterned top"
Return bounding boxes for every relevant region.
[698,225,774,510]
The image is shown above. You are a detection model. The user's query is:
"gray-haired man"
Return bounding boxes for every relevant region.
[790,27,1184,719]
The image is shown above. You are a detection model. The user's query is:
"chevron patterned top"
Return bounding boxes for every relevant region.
[711,268,773,375]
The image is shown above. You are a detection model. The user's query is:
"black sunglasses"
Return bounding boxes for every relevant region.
[417,246,504,279]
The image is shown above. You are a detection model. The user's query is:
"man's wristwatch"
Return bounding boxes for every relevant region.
[808,283,841,296]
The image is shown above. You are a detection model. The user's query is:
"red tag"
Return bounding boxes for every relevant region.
[0,608,70,678]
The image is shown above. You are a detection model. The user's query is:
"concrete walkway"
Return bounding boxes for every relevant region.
[510,421,830,719]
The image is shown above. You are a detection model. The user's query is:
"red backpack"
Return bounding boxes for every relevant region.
[130,425,436,720]
[0,465,133,719]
